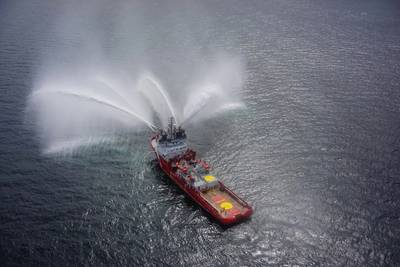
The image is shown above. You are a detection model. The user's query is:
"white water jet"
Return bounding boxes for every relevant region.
[181,84,223,125]
[31,89,157,131]
[29,66,245,153]
[26,1,246,154]
[29,63,246,153]
[28,57,246,153]
[137,73,178,127]
[24,0,248,154]
[29,45,247,153]
[177,53,245,126]
[28,75,157,153]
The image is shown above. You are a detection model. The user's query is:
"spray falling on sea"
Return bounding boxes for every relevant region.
[26,0,246,154]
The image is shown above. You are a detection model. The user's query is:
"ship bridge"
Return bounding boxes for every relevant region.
[154,118,188,159]
[156,140,188,159]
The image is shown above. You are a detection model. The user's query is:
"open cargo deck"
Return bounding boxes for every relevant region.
[201,187,247,218]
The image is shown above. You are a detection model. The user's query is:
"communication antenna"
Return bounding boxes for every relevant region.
[168,117,174,138]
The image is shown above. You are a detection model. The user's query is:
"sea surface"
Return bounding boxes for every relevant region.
[1,0,400,266]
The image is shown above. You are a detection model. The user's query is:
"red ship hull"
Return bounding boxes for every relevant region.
[150,135,253,225]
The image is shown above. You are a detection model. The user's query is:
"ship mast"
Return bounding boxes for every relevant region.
[168,117,174,139]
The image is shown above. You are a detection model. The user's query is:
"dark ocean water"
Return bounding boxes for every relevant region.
[1,0,400,266]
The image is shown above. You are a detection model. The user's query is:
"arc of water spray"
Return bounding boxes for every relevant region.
[179,85,222,126]
[93,78,133,107]
[92,78,148,122]
[180,101,245,127]
[180,102,209,126]
[138,74,178,125]
[31,90,158,131]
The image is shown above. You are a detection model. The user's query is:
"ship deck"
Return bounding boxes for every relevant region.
[150,134,252,224]
[200,187,246,218]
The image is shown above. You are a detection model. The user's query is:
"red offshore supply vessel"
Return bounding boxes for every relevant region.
[150,118,252,225]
